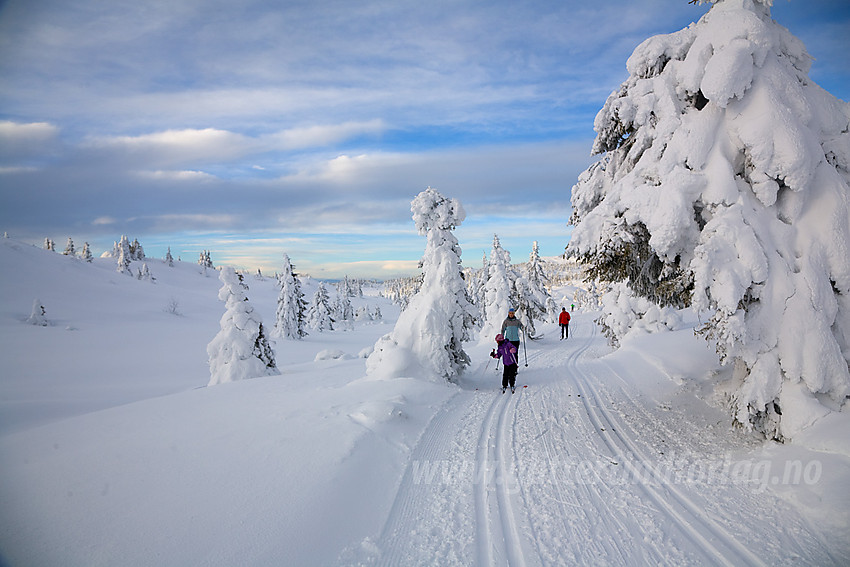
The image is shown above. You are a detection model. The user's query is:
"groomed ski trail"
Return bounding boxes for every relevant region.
[344,316,836,566]
[475,386,527,567]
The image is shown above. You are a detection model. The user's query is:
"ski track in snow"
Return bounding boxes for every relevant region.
[345,318,836,566]
[567,323,763,566]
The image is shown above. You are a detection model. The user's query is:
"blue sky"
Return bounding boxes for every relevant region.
[1,0,848,279]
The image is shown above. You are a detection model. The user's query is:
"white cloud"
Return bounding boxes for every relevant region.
[2,0,845,278]
[136,169,218,181]
[76,121,387,173]
[264,119,386,150]
[84,128,253,166]
[0,120,60,162]
[0,120,58,142]
[0,166,39,174]
[144,214,240,231]
[279,139,594,206]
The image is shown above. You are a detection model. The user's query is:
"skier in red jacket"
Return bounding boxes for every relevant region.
[559,307,571,340]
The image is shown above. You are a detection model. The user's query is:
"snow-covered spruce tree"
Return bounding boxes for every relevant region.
[568,0,850,440]
[355,305,373,322]
[27,299,48,326]
[137,263,154,282]
[165,247,174,267]
[43,238,54,251]
[207,267,279,386]
[518,241,556,328]
[116,235,132,275]
[337,275,362,298]
[198,250,213,269]
[130,238,144,260]
[80,242,93,263]
[367,188,474,381]
[273,253,307,340]
[481,234,519,341]
[307,281,335,332]
[335,294,354,327]
[382,275,422,309]
[63,237,75,256]
[466,253,488,322]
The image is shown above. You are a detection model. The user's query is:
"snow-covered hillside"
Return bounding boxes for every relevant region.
[0,238,848,565]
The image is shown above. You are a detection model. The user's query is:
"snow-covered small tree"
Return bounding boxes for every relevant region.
[207,267,279,386]
[355,305,373,322]
[518,241,555,330]
[568,0,850,440]
[307,282,335,332]
[198,250,213,269]
[481,235,519,341]
[26,298,48,326]
[62,237,75,256]
[382,275,421,309]
[367,187,474,381]
[130,238,145,260]
[334,294,354,327]
[43,238,54,251]
[338,275,359,298]
[273,253,307,340]
[137,263,154,282]
[116,235,132,275]
[80,242,93,263]
[165,247,174,267]
[465,253,488,322]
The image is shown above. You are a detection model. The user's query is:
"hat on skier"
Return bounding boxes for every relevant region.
[495,333,504,342]
[508,307,515,313]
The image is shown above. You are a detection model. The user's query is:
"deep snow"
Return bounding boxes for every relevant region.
[0,238,848,565]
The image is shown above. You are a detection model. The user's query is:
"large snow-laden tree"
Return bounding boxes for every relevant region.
[368,188,474,381]
[207,267,279,386]
[273,253,307,340]
[568,0,850,440]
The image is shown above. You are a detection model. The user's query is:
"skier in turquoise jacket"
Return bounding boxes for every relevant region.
[500,307,524,352]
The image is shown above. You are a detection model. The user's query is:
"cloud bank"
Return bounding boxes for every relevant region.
[1,0,847,278]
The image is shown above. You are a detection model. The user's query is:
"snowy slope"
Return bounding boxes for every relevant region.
[1,238,848,565]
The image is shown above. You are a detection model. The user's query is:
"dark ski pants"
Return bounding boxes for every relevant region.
[502,363,517,390]
[560,323,569,339]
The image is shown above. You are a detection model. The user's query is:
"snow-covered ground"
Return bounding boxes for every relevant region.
[1,238,848,565]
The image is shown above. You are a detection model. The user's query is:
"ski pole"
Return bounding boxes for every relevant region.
[522,330,528,367]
